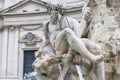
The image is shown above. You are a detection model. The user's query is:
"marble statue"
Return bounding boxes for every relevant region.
[32,0,106,80]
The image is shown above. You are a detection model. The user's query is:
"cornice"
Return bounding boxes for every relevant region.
[0,6,83,16]
[0,0,83,16]
[0,11,48,16]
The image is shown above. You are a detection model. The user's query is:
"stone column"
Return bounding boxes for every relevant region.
[0,28,3,76]
[7,26,15,77]
[7,25,20,77]
[13,26,19,76]
[0,27,9,77]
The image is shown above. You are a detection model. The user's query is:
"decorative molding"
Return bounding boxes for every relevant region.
[21,24,43,31]
[19,32,42,46]
[0,25,3,30]
[9,26,15,31]
[1,25,10,31]
[0,25,20,31]
[0,0,83,16]
[0,25,8,31]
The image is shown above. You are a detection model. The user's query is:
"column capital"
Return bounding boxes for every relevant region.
[0,25,9,31]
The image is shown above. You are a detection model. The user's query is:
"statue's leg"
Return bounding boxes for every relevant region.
[81,38,105,80]
[81,38,101,55]
[92,62,105,80]
[56,28,104,63]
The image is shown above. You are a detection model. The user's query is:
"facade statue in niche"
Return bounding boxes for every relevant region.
[32,0,106,80]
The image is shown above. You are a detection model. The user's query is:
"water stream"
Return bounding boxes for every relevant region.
[58,64,64,80]
[75,65,84,80]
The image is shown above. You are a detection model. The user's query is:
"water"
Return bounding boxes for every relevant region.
[75,65,84,80]
[58,64,63,80]
[24,65,84,80]
[23,72,39,80]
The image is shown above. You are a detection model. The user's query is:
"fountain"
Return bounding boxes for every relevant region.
[32,0,118,80]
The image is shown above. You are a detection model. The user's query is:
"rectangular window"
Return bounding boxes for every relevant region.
[23,50,37,80]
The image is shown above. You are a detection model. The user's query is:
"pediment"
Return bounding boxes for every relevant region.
[1,0,48,14]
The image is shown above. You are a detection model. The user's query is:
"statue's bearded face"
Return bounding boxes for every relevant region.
[50,10,58,24]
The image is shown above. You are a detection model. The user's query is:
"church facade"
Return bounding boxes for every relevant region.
[0,0,83,80]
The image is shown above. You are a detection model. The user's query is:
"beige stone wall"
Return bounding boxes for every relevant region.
[114,0,120,27]
[105,0,120,80]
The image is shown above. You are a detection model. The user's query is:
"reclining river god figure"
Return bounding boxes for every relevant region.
[32,0,106,80]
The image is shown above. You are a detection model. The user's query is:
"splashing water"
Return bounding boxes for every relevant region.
[58,64,63,80]
[75,65,84,80]
[23,72,39,80]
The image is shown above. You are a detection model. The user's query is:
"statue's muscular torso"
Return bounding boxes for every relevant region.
[48,22,61,47]
[48,22,69,54]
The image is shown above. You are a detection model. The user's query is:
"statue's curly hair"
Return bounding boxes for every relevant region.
[46,3,64,15]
